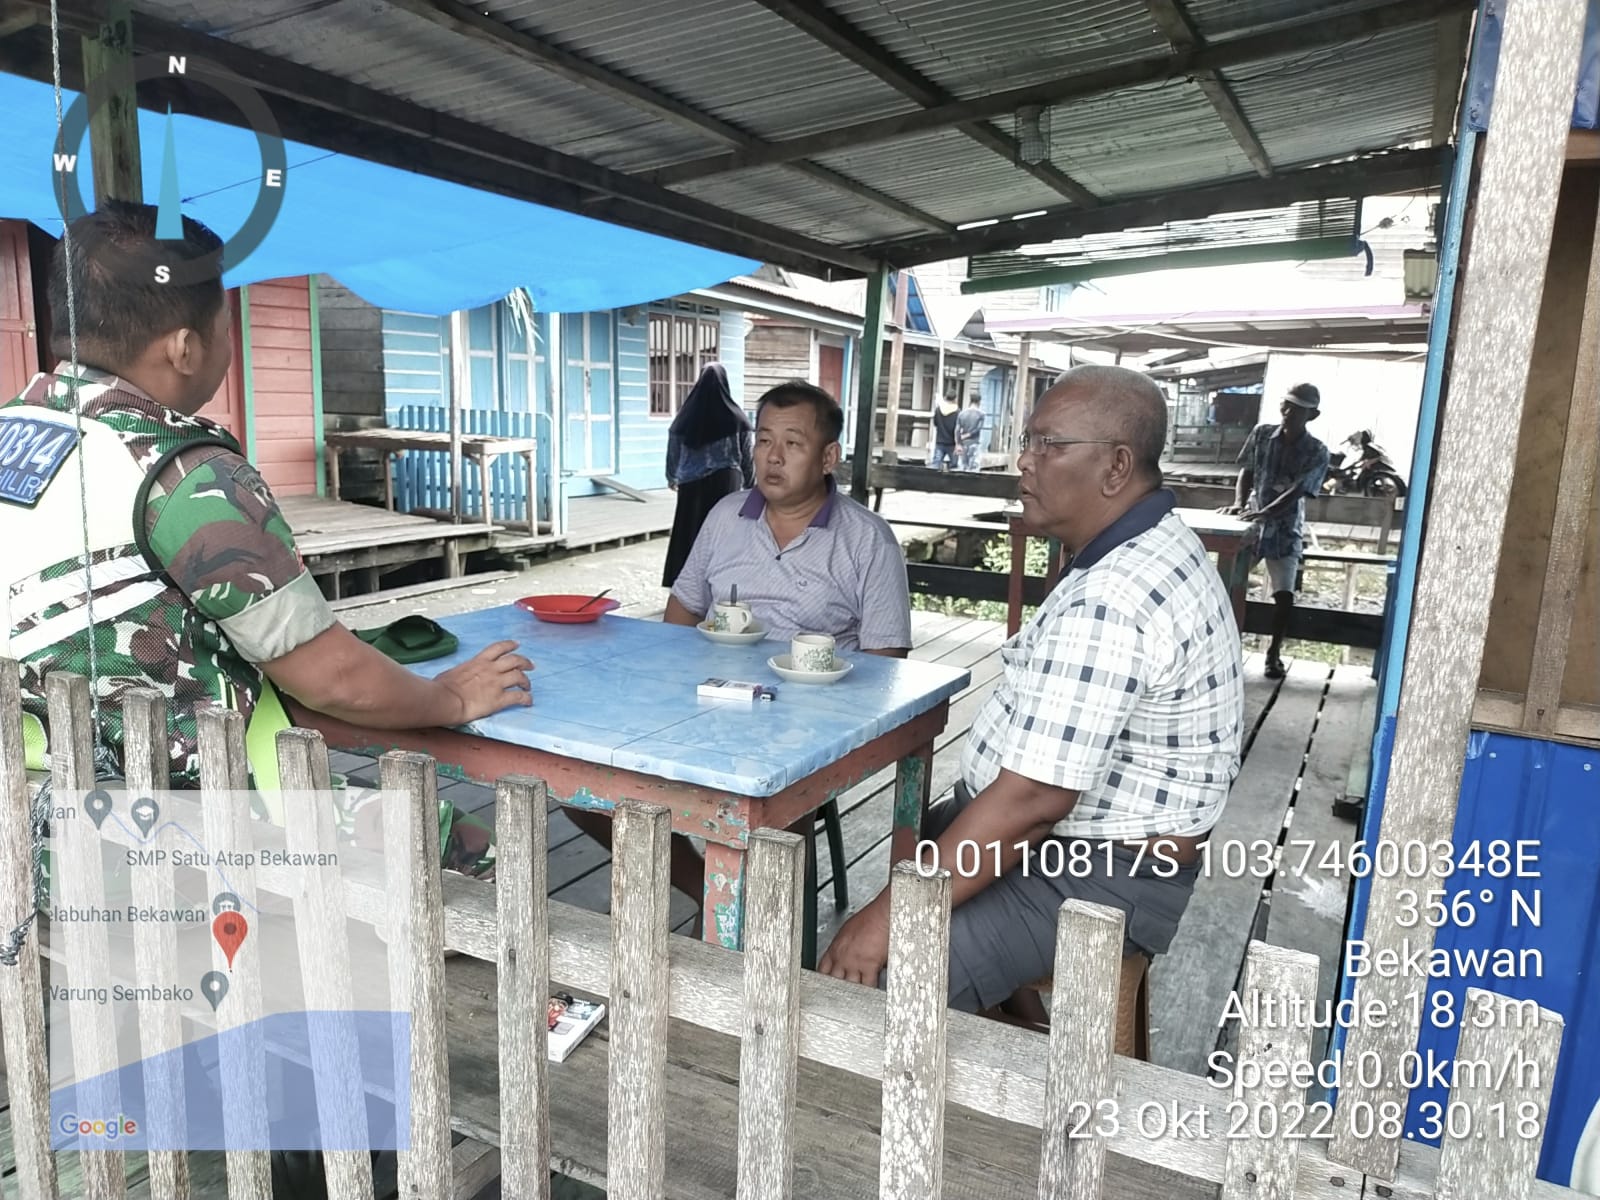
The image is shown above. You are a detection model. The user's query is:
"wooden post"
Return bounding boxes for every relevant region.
[123,690,192,1200]
[736,830,806,1200]
[1433,990,1564,1200]
[197,704,272,1200]
[849,266,889,503]
[879,862,951,1200]
[495,776,552,1200]
[609,800,671,1200]
[1220,942,1318,1200]
[49,673,128,1200]
[82,1,142,207]
[0,664,58,1200]
[882,270,910,461]
[1329,0,1590,1180]
[1522,197,1600,734]
[380,751,453,1200]
[1010,335,1034,455]
[448,311,469,524]
[1037,901,1121,1199]
[278,728,377,1200]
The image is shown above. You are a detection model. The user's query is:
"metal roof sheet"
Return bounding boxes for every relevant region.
[12,0,1471,274]
[813,127,1075,228]
[1224,24,1440,168]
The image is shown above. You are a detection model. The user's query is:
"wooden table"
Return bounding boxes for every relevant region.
[1004,505,1254,636]
[324,428,540,529]
[304,607,970,954]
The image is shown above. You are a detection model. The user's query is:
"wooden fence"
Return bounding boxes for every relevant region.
[1,665,1586,1200]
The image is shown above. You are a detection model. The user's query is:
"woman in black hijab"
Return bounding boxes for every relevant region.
[662,362,754,586]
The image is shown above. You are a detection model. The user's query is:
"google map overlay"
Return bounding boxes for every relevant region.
[45,787,412,1152]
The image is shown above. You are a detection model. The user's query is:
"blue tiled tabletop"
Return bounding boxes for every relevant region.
[404,606,971,798]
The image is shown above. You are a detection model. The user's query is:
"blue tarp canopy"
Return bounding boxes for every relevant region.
[0,72,758,315]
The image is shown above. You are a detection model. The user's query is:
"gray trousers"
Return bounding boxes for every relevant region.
[919,783,1202,1013]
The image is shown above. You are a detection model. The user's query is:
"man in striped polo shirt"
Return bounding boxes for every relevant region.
[569,380,912,917]
[820,366,1245,1013]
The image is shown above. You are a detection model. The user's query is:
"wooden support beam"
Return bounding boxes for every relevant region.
[371,0,952,233]
[1431,9,1474,145]
[643,0,1472,187]
[6,0,873,276]
[81,0,141,206]
[749,0,1098,206]
[1142,0,1273,176]
[1009,335,1033,455]
[849,265,889,503]
[870,146,1448,268]
[1522,197,1600,734]
[881,270,910,458]
[1329,0,1590,1181]
[0,8,38,39]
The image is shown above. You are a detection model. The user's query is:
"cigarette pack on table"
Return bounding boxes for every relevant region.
[697,677,777,702]
[547,993,606,1063]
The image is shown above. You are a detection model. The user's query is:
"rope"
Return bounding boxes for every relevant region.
[0,0,118,966]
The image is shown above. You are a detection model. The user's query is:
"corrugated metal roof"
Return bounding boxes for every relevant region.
[828,0,1170,97]
[23,0,1469,272]
[478,0,920,142]
[670,164,913,244]
[813,127,1073,227]
[1226,24,1439,169]
[1043,79,1257,196]
[1183,0,1393,40]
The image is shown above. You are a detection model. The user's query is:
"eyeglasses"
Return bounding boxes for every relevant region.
[1019,434,1119,455]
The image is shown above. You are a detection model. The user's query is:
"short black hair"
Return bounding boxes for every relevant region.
[755,379,844,444]
[47,200,226,367]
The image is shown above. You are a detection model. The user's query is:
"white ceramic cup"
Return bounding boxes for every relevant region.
[790,633,836,673]
[712,601,755,633]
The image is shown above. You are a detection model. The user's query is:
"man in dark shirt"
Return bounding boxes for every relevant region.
[1224,383,1330,678]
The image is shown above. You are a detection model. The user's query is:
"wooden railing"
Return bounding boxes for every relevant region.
[1,665,1585,1200]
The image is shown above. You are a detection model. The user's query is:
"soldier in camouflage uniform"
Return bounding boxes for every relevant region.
[0,201,533,874]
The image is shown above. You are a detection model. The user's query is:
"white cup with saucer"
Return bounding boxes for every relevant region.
[712,600,755,634]
[790,633,836,673]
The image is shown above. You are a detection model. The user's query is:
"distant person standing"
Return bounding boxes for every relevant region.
[929,393,960,471]
[1224,383,1329,679]
[662,363,754,587]
[955,395,986,471]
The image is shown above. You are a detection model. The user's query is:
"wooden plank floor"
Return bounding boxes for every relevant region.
[331,609,1374,1079]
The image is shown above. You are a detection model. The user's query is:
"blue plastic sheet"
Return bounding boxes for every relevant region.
[0,72,758,314]
[1467,0,1600,131]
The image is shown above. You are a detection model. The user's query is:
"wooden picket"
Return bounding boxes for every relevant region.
[0,666,1587,1200]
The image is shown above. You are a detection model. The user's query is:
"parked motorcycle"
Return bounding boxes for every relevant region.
[1324,430,1408,498]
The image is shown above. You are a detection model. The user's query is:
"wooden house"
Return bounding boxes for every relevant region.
[0,219,322,498]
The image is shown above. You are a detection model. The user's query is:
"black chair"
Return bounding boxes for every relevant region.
[800,797,848,969]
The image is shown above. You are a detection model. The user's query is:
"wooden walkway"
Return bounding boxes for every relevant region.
[332,609,1374,1078]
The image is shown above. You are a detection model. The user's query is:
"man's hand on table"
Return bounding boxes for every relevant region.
[818,894,891,986]
[436,640,535,722]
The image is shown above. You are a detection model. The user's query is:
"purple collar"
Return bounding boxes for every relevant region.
[738,473,838,528]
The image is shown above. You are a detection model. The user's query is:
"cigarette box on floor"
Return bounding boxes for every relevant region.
[697,677,777,702]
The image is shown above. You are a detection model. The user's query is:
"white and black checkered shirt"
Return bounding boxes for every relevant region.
[962,498,1244,840]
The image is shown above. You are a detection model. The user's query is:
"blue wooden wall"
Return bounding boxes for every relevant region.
[381,300,745,511]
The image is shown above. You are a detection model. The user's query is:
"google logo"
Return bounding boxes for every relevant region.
[58,1113,138,1139]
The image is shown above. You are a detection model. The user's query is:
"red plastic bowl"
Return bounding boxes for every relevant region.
[515,594,622,624]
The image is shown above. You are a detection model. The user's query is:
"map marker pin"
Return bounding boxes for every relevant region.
[131,796,159,837]
[212,911,248,969]
[201,970,229,1012]
[83,789,113,830]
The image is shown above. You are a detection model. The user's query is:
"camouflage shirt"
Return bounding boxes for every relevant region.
[2,365,335,784]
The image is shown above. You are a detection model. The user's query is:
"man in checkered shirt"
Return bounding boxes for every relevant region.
[821,365,1245,1013]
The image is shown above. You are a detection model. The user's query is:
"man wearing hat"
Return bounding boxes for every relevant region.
[1225,383,1329,679]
